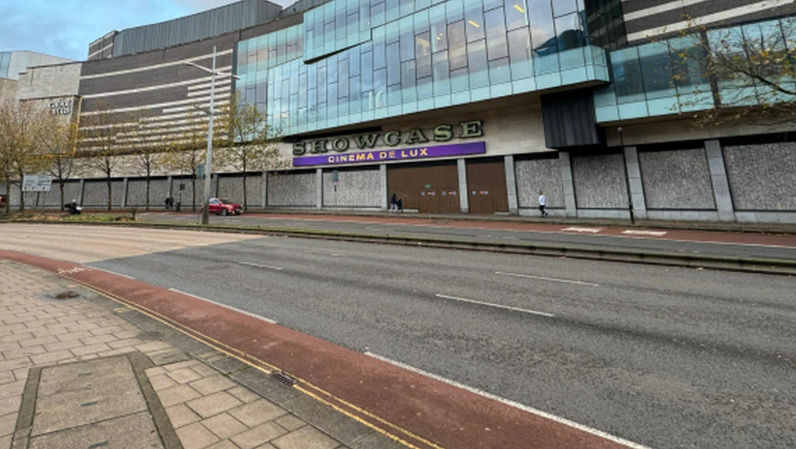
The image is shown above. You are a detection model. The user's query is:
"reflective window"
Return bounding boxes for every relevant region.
[504,0,528,31]
[485,8,508,61]
[612,47,645,103]
[467,39,489,88]
[448,21,468,70]
[507,27,532,79]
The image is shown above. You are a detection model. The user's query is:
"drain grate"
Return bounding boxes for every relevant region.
[271,371,296,386]
[50,291,80,300]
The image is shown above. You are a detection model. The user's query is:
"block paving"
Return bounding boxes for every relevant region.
[0,259,353,449]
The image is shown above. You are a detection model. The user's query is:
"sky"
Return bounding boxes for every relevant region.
[0,0,292,61]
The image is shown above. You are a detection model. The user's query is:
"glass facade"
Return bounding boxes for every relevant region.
[0,52,11,79]
[236,0,611,135]
[595,16,796,122]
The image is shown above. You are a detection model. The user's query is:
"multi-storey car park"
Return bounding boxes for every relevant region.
[3,0,796,223]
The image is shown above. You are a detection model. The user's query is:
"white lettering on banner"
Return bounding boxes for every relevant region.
[49,99,73,115]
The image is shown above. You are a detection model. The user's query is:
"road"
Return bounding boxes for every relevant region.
[2,224,795,449]
[140,212,796,262]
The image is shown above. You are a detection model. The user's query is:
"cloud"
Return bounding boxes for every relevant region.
[0,0,291,61]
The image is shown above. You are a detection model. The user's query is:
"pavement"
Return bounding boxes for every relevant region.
[0,258,395,449]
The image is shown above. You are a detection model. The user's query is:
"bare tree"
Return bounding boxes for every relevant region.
[128,124,165,211]
[161,111,207,211]
[78,101,132,211]
[216,93,287,211]
[0,101,48,213]
[672,13,796,127]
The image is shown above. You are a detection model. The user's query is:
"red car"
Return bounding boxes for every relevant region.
[204,198,243,216]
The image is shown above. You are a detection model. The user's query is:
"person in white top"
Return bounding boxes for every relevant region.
[538,191,548,217]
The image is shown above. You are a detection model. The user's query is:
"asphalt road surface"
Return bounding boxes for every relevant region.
[2,224,795,448]
[140,212,796,261]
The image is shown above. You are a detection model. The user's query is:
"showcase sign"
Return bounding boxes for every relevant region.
[292,141,486,167]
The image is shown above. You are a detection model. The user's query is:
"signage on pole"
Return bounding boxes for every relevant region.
[22,175,53,192]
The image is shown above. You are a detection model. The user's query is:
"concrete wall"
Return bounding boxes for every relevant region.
[322,168,381,208]
[127,179,171,208]
[572,153,629,209]
[724,142,796,211]
[218,175,263,208]
[38,181,83,207]
[514,156,564,209]
[16,62,82,100]
[267,172,316,207]
[82,179,125,208]
[172,176,200,209]
[639,148,716,210]
[0,78,17,103]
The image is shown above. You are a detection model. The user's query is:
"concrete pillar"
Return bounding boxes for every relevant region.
[261,171,268,208]
[705,139,735,221]
[78,179,85,206]
[623,146,648,220]
[121,178,129,208]
[558,152,577,217]
[213,174,220,197]
[504,155,519,215]
[457,158,469,213]
[316,168,323,210]
[380,164,388,211]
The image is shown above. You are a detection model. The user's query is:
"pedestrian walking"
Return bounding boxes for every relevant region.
[396,196,404,213]
[538,190,548,217]
[390,193,397,212]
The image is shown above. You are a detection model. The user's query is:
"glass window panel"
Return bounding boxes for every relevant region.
[638,42,674,100]
[374,37,386,69]
[467,39,489,88]
[387,42,401,85]
[554,12,583,51]
[374,68,387,107]
[386,0,400,22]
[416,0,430,11]
[328,82,338,108]
[371,2,385,27]
[386,21,400,43]
[403,60,418,102]
[668,36,709,93]
[432,50,451,94]
[388,84,402,107]
[328,54,339,83]
[489,57,511,84]
[448,21,468,70]
[349,47,361,76]
[508,27,533,79]
[464,0,484,43]
[529,0,555,55]
[483,0,502,12]
[553,0,577,17]
[401,0,415,16]
[417,76,433,98]
[400,17,415,61]
[451,67,469,92]
[317,65,327,99]
[339,58,350,97]
[417,33,433,78]
[308,89,317,121]
[430,5,448,52]
[504,0,528,31]
[348,12,360,38]
[360,1,371,31]
[414,8,429,31]
[446,0,464,22]
[612,47,645,104]
[362,51,374,90]
[485,8,508,60]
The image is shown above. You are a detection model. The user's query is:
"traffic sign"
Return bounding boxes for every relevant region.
[22,175,53,192]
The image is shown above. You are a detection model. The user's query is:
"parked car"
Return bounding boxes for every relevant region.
[202,198,243,216]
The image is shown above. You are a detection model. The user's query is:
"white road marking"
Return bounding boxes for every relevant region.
[168,288,277,324]
[238,261,284,271]
[622,230,668,236]
[562,227,603,233]
[365,352,652,449]
[90,267,136,280]
[434,293,555,318]
[495,271,599,287]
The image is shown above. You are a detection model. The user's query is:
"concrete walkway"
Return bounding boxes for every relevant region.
[0,259,383,449]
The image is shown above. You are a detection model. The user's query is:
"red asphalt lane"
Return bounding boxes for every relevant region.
[1,249,641,449]
[163,212,796,248]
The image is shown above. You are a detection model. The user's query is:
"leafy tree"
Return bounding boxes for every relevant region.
[161,111,208,211]
[38,114,79,211]
[0,100,48,213]
[215,93,287,211]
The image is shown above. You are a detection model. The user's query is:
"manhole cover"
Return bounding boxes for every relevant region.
[50,291,80,300]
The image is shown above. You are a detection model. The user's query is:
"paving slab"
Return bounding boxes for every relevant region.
[28,412,163,449]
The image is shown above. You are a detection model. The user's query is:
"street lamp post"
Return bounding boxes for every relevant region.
[618,126,635,224]
[183,46,239,225]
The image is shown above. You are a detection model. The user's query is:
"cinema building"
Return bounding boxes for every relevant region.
[6,0,796,223]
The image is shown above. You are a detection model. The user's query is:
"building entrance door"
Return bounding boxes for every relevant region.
[387,161,459,213]
[466,158,509,214]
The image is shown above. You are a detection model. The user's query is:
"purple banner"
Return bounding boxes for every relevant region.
[292,141,486,167]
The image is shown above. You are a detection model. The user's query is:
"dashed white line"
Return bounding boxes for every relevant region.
[364,352,652,449]
[238,261,284,271]
[562,227,603,233]
[495,271,599,287]
[434,293,555,318]
[90,267,136,280]
[622,230,667,236]
[168,288,277,324]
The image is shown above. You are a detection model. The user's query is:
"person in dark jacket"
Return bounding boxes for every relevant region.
[396,196,403,213]
[389,193,397,212]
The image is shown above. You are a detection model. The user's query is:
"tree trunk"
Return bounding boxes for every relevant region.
[145,176,151,212]
[242,173,248,211]
[59,181,65,211]
[107,177,113,211]
[19,186,25,212]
